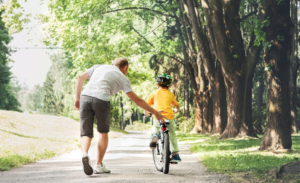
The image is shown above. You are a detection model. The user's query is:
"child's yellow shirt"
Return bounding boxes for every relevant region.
[147,88,179,120]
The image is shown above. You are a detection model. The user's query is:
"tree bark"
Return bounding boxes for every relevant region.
[243,69,258,137]
[184,67,190,117]
[220,75,246,138]
[260,0,293,150]
[202,91,211,133]
[211,63,227,134]
[193,92,203,133]
[256,65,265,134]
[256,68,265,109]
[290,0,299,133]
[290,69,298,133]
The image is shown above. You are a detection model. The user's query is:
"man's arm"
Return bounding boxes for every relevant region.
[75,72,90,110]
[126,91,166,122]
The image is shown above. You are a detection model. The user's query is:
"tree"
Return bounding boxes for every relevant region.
[42,52,74,114]
[289,0,299,133]
[0,0,31,34]
[42,70,57,114]
[23,85,44,112]
[259,0,293,150]
[0,10,20,111]
[183,0,268,138]
[184,67,190,118]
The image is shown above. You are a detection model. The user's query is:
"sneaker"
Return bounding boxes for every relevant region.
[149,134,158,150]
[82,153,93,175]
[171,154,181,162]
[94,163,111,174]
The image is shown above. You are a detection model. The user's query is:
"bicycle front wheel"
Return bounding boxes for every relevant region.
[163,132,170,174]
[152,138,163,172]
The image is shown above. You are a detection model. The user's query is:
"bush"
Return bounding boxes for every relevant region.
[252,106,267,134]
[179,117,194,133]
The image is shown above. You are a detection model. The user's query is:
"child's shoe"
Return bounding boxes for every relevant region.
[171,154,181,162]
[149,134,158,149]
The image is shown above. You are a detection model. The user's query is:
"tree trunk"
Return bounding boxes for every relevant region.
[290,70,298,133]
[202,91,211,133]
[220,75,246,138]
[137,110,140,121]
[184,67,190,117]
[192,92,203,133]
[121,96,126,130]
[290,0,299,133]
[243,71,257,137]
[208,90,213,132]
[119,95,123,129]
[130,115,133,125]
[256,70,264,109]
[256,68,265,134]
[211,63,227,134]
[260,0,292,150]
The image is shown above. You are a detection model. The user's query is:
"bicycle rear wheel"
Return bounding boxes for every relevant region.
[152,138,163,172]
[162,133,170,174]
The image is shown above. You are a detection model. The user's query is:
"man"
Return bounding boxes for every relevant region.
[74,58,166,175]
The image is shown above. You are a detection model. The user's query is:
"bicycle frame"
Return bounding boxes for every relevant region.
[156,122,169,155]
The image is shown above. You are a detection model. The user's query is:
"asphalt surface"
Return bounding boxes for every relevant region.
[0,131,233,183]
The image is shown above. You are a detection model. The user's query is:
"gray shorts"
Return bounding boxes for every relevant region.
[80,95,110,137]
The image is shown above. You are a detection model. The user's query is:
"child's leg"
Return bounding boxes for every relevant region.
[168,120,179,154]
[151,119,160,135]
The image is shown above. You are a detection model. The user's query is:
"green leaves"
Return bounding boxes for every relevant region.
[263,40,272,51]
[0,10,20,111]
[277,35,284,42]
[264,63,272,72]
[253,18,270,47]
[0,1,31,34]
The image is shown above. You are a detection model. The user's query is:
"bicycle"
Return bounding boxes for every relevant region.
[152,120,177,174]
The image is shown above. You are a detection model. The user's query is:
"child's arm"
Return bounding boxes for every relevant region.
[174,105,180,113]
[144,110,150,117]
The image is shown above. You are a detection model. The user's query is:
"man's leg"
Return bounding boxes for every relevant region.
[96,133,109,165]
[81,136,93,154]
[92,97,111,173]
[79,96,94,175]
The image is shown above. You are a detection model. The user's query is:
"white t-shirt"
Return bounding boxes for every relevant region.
[81,65,132,101]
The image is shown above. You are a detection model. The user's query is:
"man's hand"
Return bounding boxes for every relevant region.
[75,99,80,110]
[153,111,167,123]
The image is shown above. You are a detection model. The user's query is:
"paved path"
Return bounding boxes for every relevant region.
[0,131,233,183]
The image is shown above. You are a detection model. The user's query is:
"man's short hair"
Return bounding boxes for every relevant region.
[114,58,129,69]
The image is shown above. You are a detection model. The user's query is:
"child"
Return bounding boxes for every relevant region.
[145,73,181,162]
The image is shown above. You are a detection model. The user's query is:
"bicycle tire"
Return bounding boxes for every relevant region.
[152,133,163,172]
[163,132,170,174]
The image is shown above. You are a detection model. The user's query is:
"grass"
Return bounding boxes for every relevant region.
[0,110,125,171]
[177,133,300,182]
[0,110,83,171]
[0,150,55,171]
